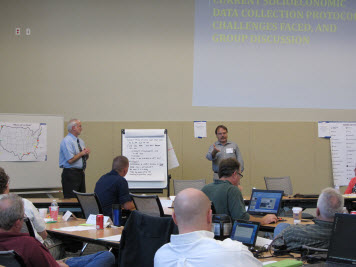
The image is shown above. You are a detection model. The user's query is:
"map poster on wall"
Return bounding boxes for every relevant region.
[0,122,47,161]
[122,129,167,182]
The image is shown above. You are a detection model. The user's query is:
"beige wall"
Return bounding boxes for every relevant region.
[0,1,352,195]
[1,0,356,122]
[80,121,334,195]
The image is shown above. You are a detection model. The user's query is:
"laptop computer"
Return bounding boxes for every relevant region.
[247,189,284,216]
[230,219,260,251]
[304,213,356,266]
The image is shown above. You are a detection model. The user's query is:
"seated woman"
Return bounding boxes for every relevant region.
[344,167,356,194]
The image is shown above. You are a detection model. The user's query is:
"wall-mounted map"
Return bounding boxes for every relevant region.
[0,122,47,161]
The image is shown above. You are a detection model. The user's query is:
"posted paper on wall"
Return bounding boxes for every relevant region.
[318,122,331,138]
[194,121,207,138]
[327,122,356,187]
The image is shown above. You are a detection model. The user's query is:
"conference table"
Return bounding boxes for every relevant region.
[46,217,122,249]
[30,194,356,213]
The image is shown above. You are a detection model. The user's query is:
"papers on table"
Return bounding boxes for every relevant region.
[98,234,122,242]
[86,214,111,225]
[262,261,277,265]
[256,236,272,247]
[62,211,77,221]
[55,225,97,232]
[343,194,356,198]
[160,199,173,208]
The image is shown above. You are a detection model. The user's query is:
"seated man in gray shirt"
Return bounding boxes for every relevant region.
[272,187,344,251]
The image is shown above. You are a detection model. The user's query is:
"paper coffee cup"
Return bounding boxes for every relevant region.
[292,207,302,224]
[39,208,47,218]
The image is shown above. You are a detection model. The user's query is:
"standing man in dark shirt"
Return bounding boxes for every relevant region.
[206,125,244,180]
[95,156,135,218]
[59,119,90,198]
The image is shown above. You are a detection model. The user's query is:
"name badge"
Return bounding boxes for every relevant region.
[226,148,234,154]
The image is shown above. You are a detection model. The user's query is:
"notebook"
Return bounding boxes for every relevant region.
[304,213,356,266]
[230,219,260,249]
[247,189,284,216]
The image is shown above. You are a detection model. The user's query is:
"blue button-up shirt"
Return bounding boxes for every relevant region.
[59,133,86,169]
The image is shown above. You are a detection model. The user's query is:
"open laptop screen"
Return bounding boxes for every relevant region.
[327,213,356,264]
[248,189,284,216]
[230,220,260,247]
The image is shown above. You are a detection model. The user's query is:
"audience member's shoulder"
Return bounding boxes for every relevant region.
[219,238,246,251]
[22,197,35,206]
[226,184,241,194]
[17,232,42,245]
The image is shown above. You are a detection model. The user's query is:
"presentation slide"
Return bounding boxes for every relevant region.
[193,0,356,109]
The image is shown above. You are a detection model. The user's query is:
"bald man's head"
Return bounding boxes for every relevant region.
[173,188,212,233]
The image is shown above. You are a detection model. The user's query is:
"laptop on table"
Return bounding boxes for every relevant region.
[247,189,284,217]
[230,219,260,252]
[304,213,356,266]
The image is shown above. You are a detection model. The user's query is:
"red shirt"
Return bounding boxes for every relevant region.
[0,232,59,267]
[345,177,356,194]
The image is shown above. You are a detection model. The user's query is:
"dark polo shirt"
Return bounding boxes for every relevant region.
[202,180,249,221]
[94,170,131,217]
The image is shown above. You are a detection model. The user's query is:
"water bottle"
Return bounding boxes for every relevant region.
[50,199,59,221]
[112,204,121,226]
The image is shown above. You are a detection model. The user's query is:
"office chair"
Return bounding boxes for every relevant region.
[130,194,165,217]
[173,179,206,195]
[119,211,178,267]
[20,217,36,238]
[0,250,26,267]
[211,201,217,214]
[264,176,293,196]
[73,190,104,255]
[264,177,314,219]
[73,190,103,219]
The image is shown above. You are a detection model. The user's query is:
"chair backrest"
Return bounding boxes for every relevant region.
[119,210,178,267]
[173,179,206,195]
[73,190,103,219]
[211,201,216,214]
[0,250,25,267]
[264,176,293,196]
[20,217,36,238]
[130,194,164,217]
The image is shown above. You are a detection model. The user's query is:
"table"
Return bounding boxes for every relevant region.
[243,195,356,212]
[30,198,81,213]
[159,197,314,231]
[259,217,314,232]
[46,217,122,248]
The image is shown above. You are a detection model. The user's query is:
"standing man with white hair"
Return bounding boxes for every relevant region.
[59,119,91,198]
[272,187,344,251]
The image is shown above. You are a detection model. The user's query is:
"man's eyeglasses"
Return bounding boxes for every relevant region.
[237,172,243,178]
